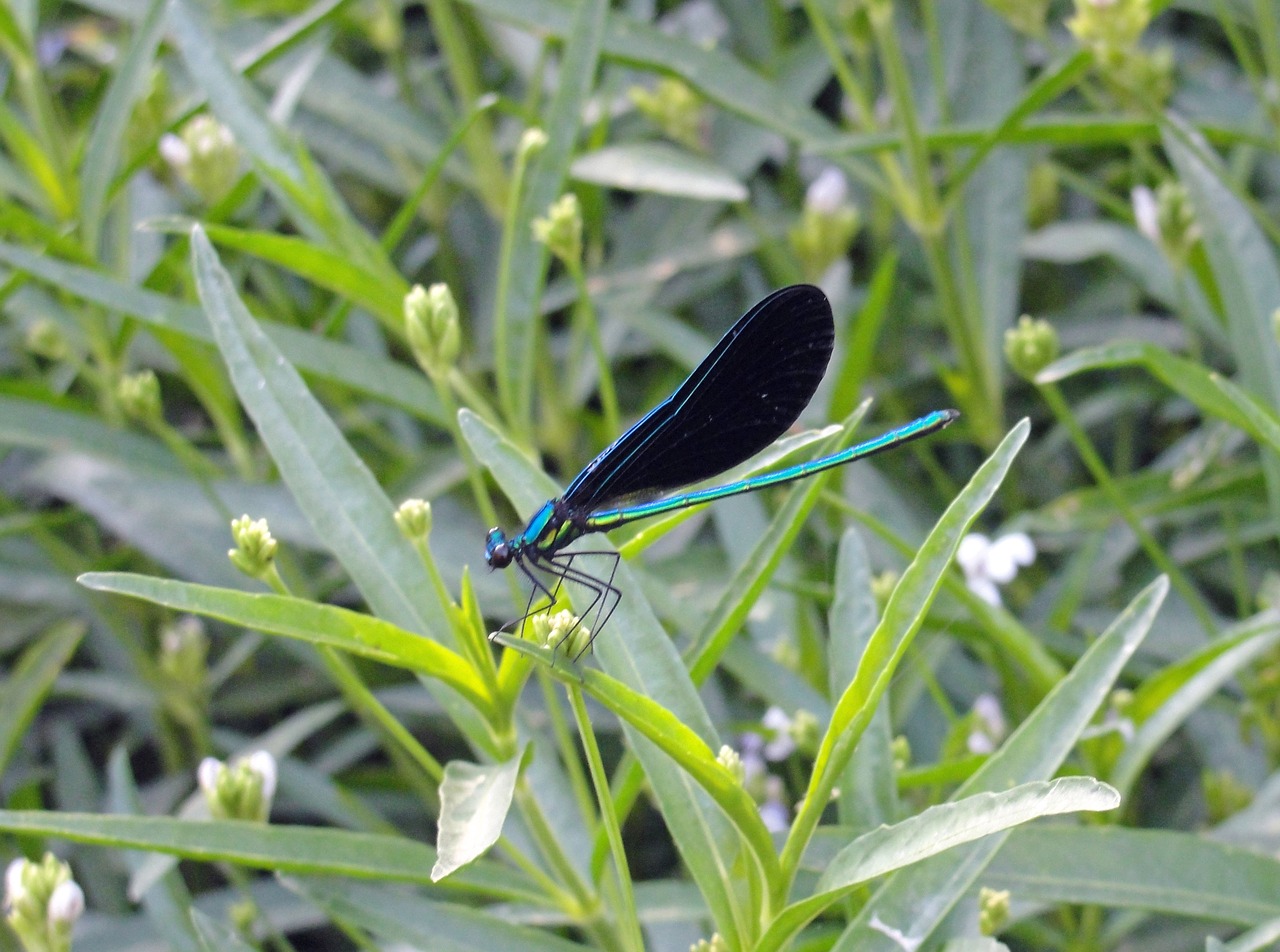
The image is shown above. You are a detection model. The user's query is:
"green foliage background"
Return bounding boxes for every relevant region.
[3,0,1280,949]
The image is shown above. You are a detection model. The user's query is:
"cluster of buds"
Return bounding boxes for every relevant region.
[117,370,162,427]
[159,114,242,205]
[788,168,861,282]
[197,751,278,822]
[532,194,583,269]
[404,284,461,379]
[228,515,277,580]
[1132,181,1201,271]
[4,854,84,952]
[630,78,705,151]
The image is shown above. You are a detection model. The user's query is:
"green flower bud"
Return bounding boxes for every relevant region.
[1153,179,1200,268]
[159,114,242,204]
[228,514,277,578]
[789,167,861,281]
[690,933,729,952]
[1202,768,1253,824]
[198,751,277,822]
[529,609,590,656]
[395,498,433,540]
[118,369,162,425]
[890,734,911,771]
[1004,315,1060,381]
[158,615,209,694]
[629,77,704,151]
[871,569,899,605]
[532,193,583,267]
[405,283,462,376]
[518,127,548,163]
[790,709,820,756]
[5,853,82,952]
[1067,0,1153,70]
[978,886,1011,935]
[24,319,68,361]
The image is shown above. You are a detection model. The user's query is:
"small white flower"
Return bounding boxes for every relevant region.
[158,133,191,169]
[246,750,278,800]
[5,857,26,906]
[805,167,848,214]
[47,879,84,924]
[761,707,796,761]
[957,532,1035,606]
[197,756,223,795]
[1131,185,1159,244]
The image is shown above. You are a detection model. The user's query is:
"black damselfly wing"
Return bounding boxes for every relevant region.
[560,284,834,512]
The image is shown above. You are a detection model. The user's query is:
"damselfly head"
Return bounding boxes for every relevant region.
[485,528,513,568]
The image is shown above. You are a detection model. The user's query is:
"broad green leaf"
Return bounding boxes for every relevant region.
[0,394,176,470]
[1109,611,1280,800]
[0,811,540,901]
[190,228,441,637]
[1164,115,1280,524]
[152,219,408,327]
[286,878,584,951]
[495,0,606,429]
[0,240,443,421]
[762,778,1118,945]
[77,573,489,711]
[432,753,524,881]
[0,621,84,775]
[78,0,166,249]
[990,825,1280,925]
[571,144,748,202]
[831,577,1168,952]
[786,420,1031,877]
[828,528,896,830]
[1038,341,1280,454]
[816,777,1118,892]
[191,909,256,952]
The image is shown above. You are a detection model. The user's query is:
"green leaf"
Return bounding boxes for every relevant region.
[0,621,84,775]
[831,577,1168,952]
[458,0,836,146]
[286,878,585,951]
[817,777,1118,893]
[0,240,443,420]
[153,219,408,327]
[762,778,1118,946]
[1164,114,1280,523]
[1109,611,1280,800]
[432,752,524,881]
[190,227,440,636]
[77,573,489,711]
[0,393,176,470]
[787,420,1031,876]
[1038,340,1280,454]
[990,825,1280,925]
[78,0,166,250]
[828,528,896,830]
[191,909,257,952]
[571,143,748,202]
[497,0,607,428]
[0,811,540,901]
